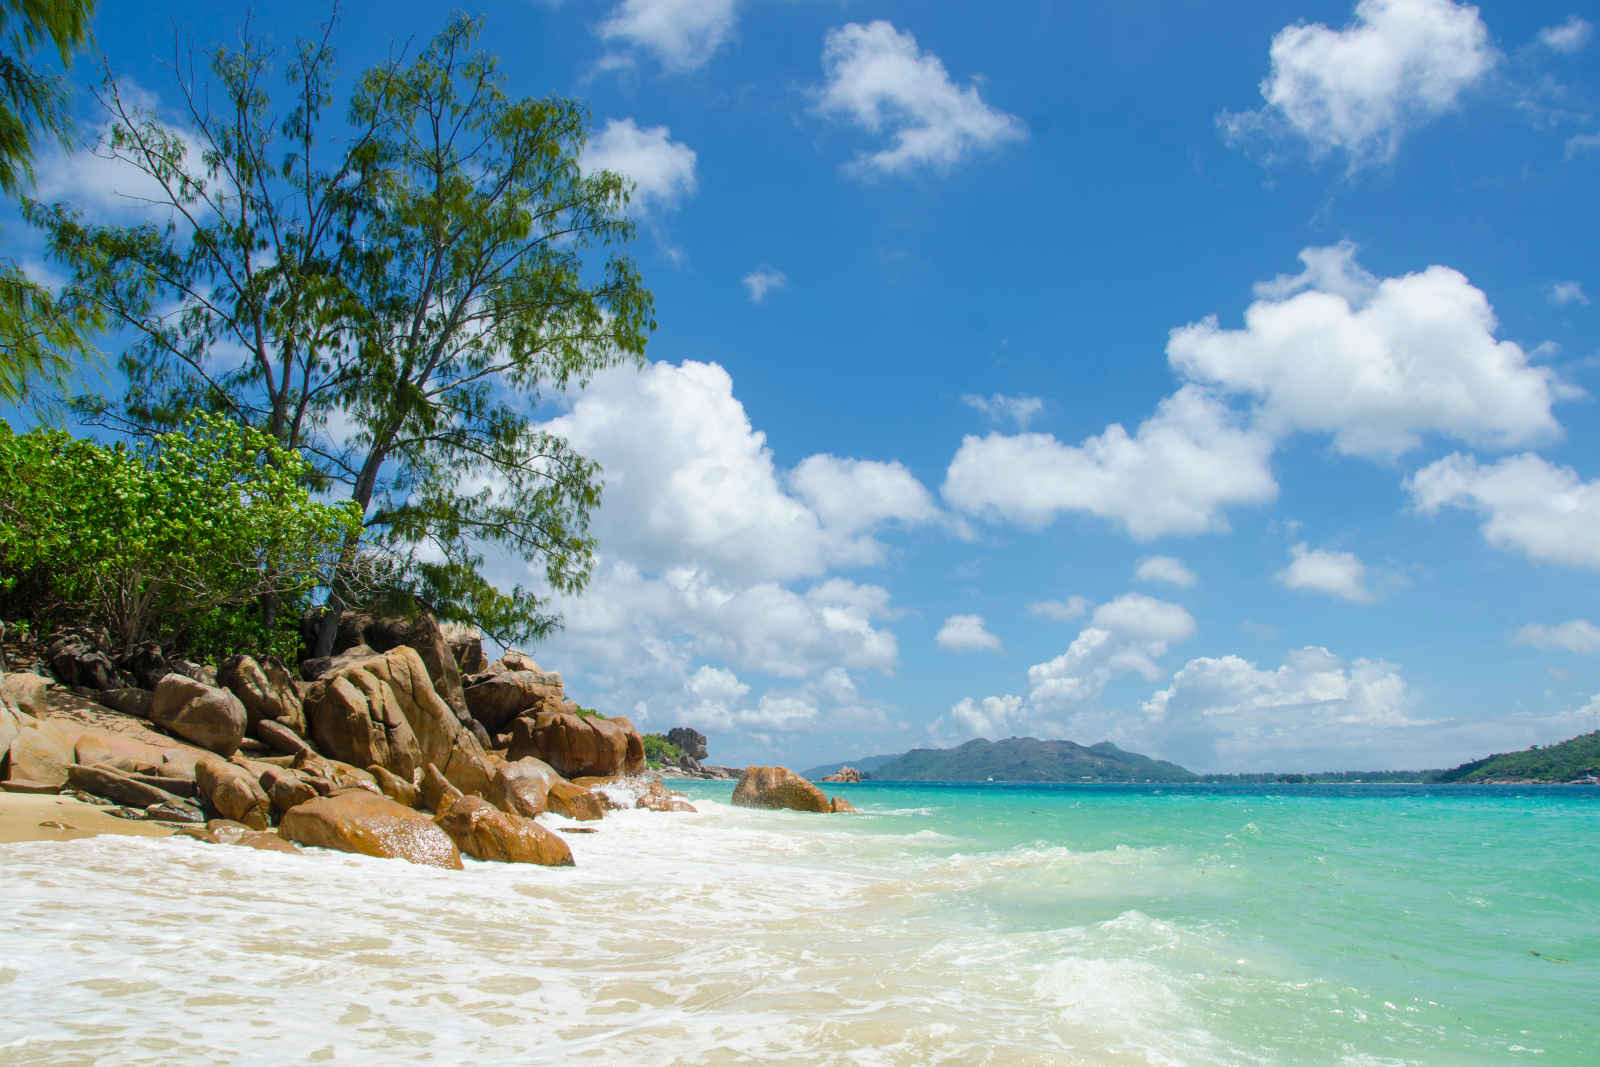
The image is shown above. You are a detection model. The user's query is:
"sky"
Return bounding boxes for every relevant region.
[10,0,1600,773]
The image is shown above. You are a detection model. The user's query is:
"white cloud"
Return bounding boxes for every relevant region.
[936,614,1002,654]
[1169,243,1571,459]
[1135,556,1198,588]
[1028,596,1091,622]
[742,267,787,303]
[948,694,1025,739]
[1566,132,1600,158]
[1140,646,1423,771]
[581,119,697,213]
[1513,619,1600,654]
[35,88,206,219]
[1219,0,1494,167]
[813,21,1025,176]
[1026,594,1197,708]
[547,361,941,583]
[597,0,739,71]
[943,385,1277,539]
[962,393,1044,429]
[1276,542,1374,603]
[1548,281,1590,307]
[789,454,939,536]
[1539,16,1594,54]
[1408,452,1600,569]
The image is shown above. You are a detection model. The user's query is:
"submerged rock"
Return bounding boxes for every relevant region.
[434,795,574,866]
[278,789,463,869]
[731,766,832,813]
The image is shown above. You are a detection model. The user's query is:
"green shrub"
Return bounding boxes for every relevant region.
[0,413,360,655]
[642,734,684,769]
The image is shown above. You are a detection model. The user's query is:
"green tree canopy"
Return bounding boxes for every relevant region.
[32,12,654,644]
[0,413,361,652]
[0,0,100,404]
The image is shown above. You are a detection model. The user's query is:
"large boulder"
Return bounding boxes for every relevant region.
[821,766,861,783]
[440,621,487,675]
[218,655,306,734]
[0,699,25,762]
[117,642,172,691]
[363,613,467,720]
[278,789,463,869]
[149,674,247,756]
[299,644,378,682]
[434,795,574,866]
[3,673,49,717]
[67,763,181,809]
[45,634,120,690]
[666,727,708,761]
[490,756,563,818]
[252,719,314,758]
[195,757,271,830]
[5,723,73,789]
[303,647,494,797]
[731,766,832,813]
[463,670,564,734]
[546,780,605,822]
[505,711,646,778]
[258,765,320,819]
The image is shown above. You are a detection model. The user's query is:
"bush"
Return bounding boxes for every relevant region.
[642,734,684,769]
[0,413,361,656]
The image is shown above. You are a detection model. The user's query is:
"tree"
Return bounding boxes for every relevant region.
[0,0,101,403]
[32,11,654,644]
[0,412,361,652]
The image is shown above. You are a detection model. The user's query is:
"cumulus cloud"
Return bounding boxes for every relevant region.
[1170,243,1570,459]
[597,0,739,71]
[1026,594,1196,708]
[1276,542,1374,602]
[742,267,787,303]
[962,393,1044,429]
[813,21,1025,176]
[581,119,697,213]
[789,454,940,536]
[1140,646,1423,771]
[1548,281,1590,306]
[1514,619,1600,654]
[1028,596,1091,622]
[547,361,941,583]
[1135,556,1198,588]
[35,85,206,219]
[942,385,1277,538]
[1539,16,1594,54]
[948,694,1025,738]
[936,614,1002,654]
[1408,452,1600,569]
[1219,0,1494,167]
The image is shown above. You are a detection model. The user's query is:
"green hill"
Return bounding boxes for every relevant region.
[862,737,1196,783]
[1433,731,1600,783]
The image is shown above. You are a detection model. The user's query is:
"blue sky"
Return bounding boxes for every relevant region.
[14,0,1600,772]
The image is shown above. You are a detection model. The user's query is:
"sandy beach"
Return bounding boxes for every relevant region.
[0,792,177,845]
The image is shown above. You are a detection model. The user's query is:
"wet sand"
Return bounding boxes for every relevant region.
[0,791,177,844]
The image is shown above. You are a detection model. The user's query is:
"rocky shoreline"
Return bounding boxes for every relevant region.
[0,613,853,863]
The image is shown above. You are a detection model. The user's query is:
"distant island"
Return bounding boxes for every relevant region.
[805,730,1600,785]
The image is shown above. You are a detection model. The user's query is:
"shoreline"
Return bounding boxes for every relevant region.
[0,791,179,844]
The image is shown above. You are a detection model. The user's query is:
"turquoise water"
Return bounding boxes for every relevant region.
[1,781,1595,1064]
[673,780,1600,1064]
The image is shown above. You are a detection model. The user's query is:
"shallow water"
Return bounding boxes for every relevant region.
[1,782,1595,1065]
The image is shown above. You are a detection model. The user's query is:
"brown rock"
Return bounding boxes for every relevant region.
[302,659,422,781]
[3,672,49,717]
[820,766,862,784]
[491,757,561,818]
[150,674,247,756]
[46,634,120,690]
[67,763,182,809]
[229,830,302,854]
[298,644,377,682]
[292,751,380,794]
[6,724,73,789]
[463,670,565,733]
[434,795,574,866]
[93,687,155,719]
[278,789,463,869]
[506,710,646,778]
[830,796,857,813]
[440,621,487,675]
[195,757,271,830]
[73,731,166,775]
[546,780,605,822]
[218,655,306,734]
[252,718,314,757]
[0,700,25,762]
[364,613,467,720]
[2,778,62,794]
[731,766,832,813]
[117,642,171,690]
[259,766,319,818]
[368,765,420,808]
[420,763,464,814]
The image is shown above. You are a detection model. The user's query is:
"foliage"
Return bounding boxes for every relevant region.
[1434,731,1600,783]
[31,11,653,643]
[0,0,101,404]
[574,706,607,720]
[0,412,361,652]
[642,734,683,769]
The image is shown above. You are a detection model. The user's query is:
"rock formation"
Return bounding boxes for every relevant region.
[731,766,852,814]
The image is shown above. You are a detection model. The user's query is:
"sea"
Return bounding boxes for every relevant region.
[1,780,1596,1065]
